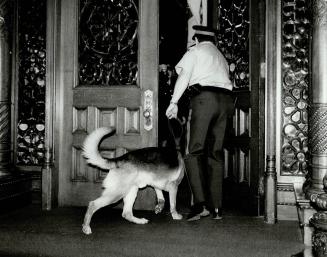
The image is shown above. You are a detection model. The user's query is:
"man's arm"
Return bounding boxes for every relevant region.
[166,69,191,119]
[171,69,191,103]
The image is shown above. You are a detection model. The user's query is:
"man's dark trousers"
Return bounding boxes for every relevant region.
[185,88,234,209]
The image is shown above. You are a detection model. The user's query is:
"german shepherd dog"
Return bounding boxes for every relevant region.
[81,126,185,235]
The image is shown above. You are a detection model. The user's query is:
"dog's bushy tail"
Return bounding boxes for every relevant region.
[82,127,116,170]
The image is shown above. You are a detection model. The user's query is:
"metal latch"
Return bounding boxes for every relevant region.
[143,89,153,131]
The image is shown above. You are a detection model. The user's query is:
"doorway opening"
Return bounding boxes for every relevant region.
[158,0,191,213]
[158,0,264,216]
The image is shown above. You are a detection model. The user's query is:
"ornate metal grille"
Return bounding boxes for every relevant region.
[17,0,46,165]
[216,0,250,89]
[281,0,310,175]
[79,0,138,86]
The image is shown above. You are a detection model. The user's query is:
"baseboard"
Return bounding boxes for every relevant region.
[277,183,298,221]
[294,187,316,246]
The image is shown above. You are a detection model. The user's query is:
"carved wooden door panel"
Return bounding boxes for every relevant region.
[57,0,158,207]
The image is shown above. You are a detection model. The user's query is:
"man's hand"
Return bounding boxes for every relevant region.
[166,103,178,119]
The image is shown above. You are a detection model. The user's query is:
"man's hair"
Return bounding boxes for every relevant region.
[193,33,215,43]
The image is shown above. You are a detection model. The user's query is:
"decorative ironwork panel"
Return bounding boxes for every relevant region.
[281,0,310,176]
[17,0,46,165]
[79,0,138,86]
[216,0,250,89]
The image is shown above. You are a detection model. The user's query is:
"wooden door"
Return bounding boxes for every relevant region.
[210,0,265,215]
[56,0,158,208]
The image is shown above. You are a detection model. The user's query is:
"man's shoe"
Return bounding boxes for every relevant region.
[187,213,201,221]
[187,203,207,221]
[199,207,210,217]
[212,208,222,220]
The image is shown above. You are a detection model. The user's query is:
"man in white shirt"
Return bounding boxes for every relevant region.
[166,25,234,221]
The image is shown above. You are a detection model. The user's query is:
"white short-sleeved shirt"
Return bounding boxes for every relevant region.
[175,41,232,91]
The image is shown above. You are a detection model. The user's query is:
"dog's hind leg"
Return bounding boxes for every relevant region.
[82,193,121,235]
[122,186,149,224]
[168,184,183,220]
[82,197,108,235]
[154,189,165,214]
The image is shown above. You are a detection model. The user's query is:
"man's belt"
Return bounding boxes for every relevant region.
[186,83,233,98]
[185,83,202,98]
[201,86,233,96]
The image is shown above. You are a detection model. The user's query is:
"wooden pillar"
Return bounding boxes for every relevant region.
[265,0,278,224]
[306,0,327,199]
[0,0,12,176]
[306,1,327,255]
[42,0,59,210]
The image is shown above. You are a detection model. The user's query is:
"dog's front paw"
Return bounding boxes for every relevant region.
[82,225,92,235]
[138,218,149,224]
[171,212,183,220]
[155,200,165,214]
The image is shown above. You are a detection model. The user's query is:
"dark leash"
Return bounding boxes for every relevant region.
[167,117,195,207]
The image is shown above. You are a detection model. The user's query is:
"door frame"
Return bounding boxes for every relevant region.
[42,0,270,212]
[249,0,266,215]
